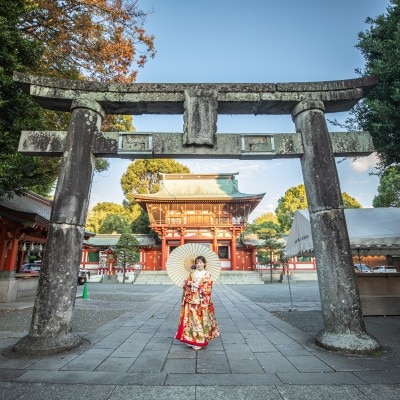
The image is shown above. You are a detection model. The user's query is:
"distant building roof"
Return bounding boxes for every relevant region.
[134,173,265,202]
[85,234,157,248]
[0,191,52,228]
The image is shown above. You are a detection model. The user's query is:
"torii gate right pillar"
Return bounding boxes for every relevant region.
[292,100,381,354]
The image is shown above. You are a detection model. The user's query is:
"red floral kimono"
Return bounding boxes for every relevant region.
[175,270,220,348]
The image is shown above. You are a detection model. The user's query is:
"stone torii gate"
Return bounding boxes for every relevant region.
[13,72,381,355]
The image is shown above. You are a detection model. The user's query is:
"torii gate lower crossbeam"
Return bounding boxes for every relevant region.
[12,73,381,356]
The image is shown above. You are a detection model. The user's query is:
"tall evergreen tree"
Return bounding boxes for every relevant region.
[115,232,140,283]
[0,0,59,198]
[373,166,400,207]
[350,1,400,169]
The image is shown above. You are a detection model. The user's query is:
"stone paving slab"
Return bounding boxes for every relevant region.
[277,371,368,385]
[165,372,282,386]
[1,382,400,400]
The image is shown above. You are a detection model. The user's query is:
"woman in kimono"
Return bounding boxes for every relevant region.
[175,255,220,350]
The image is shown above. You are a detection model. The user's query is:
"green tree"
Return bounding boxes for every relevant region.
[99,214,131,234]
[251,212,279,226]
[121,159,190,203]
[373,167,400,207]
[255,224,285,283]
[342,193,362,209]
[1,0,155,198]
[120,159,190,234]
[86,202,135,233]
[131,211,152,234]
[115,232,140,283]
[343,1,400,169]
[275,184,362,233]
[0,0,59,198]
[244,219,281,237]
[275,184,308,233]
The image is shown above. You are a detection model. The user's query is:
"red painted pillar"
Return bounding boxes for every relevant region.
[0,229,8,271]
[5,239,19,272]
[161,235,166,270]
[231,237,237,270]
[213,231,218,253]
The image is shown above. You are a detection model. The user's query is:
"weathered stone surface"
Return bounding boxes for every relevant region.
[292,100,381,354]
[13,72,378,115]
[18,131,374,159]
[13,97,104,355]
[13,224,84,355]
[183,89,217,146]
[292,101,342,211]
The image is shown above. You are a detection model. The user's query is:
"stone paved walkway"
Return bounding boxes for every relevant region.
[0,284,399,399]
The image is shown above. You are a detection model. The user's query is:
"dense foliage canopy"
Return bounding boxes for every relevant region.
[373,166,400,207]
[275,184,362,233]
[350,0,400,169]
[0,1,59,197]
[115,232,140,282]
[121,159,190,203]
[86,202,135,233]
[0,0,155,198]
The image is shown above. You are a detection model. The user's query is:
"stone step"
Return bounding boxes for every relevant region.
[133,271,264,285]
[219,271,264,285]
[134,271,173,285]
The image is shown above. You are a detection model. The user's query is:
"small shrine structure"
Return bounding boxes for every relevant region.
[133,173,264,271]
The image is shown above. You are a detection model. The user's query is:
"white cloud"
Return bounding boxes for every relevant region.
[349,153,380,173]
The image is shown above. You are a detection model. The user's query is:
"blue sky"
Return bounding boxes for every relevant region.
[89,0,391,220]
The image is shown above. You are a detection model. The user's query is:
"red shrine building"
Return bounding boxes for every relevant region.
[133,173,265,271]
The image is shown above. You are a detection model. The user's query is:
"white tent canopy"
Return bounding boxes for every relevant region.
[284,208,400,258]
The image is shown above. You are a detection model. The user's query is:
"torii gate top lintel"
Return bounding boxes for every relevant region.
[13,72,377,115]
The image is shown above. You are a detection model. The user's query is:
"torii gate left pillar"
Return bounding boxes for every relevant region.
[14,97,104,355]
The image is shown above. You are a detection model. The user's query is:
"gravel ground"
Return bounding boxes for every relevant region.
[0,284,171,335]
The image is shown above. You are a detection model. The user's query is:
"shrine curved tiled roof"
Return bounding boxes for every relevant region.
[84,234,156,247]
[134,173,265,201]
[0,191,52,221]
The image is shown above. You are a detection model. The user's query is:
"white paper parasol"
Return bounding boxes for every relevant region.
[166,243,221,287]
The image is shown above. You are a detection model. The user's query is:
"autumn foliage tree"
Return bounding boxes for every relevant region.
[20,0,156,81]
[1,0,155,198]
